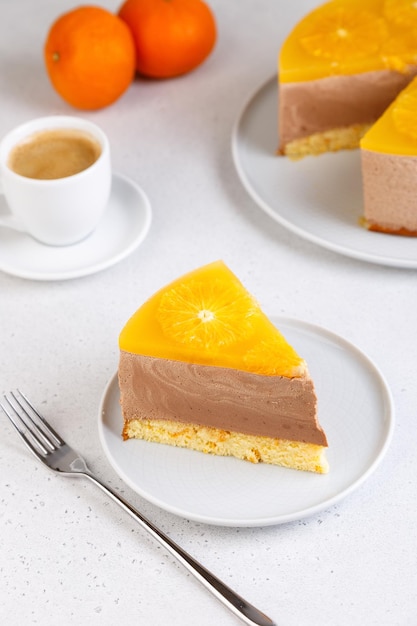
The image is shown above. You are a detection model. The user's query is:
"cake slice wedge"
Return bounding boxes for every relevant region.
[118,261,328,473]
[360,76,417,235]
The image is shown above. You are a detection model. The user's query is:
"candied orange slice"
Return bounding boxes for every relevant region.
[299,7,386,62]
[119,261,307,376]
[383,0,417,27]
[392,87,417,139]
[381,30,417,72]
[244,336,306,377]
[157,277,258,349]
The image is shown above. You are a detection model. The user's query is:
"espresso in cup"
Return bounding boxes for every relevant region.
[0,115,111,245]
[7,128,102,180]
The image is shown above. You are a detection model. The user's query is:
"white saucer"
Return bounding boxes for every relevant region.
[98,317,394,527]
[0,173,152,280]
[232,76,417,268]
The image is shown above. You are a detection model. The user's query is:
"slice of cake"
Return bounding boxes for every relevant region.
[278,0,417,158]
[361,76,417,235]
[118,261,328,473]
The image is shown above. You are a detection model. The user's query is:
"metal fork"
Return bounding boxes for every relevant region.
[1,390,276,626]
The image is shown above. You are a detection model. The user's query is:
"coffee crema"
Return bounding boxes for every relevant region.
[8,128,102,180]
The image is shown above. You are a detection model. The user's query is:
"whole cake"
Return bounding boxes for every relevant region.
[278,0,417,158]
[278,0,417,235]
[118,261,328,474]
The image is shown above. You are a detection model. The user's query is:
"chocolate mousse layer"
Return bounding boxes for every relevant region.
[362,150,417,235]
[279,68,417,150]
[119,351,328,446]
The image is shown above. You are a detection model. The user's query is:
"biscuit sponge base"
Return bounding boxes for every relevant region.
[280,123,370,159]
[123,418,329,474]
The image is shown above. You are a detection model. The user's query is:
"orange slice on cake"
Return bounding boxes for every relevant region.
[383,0,417,27]
[298,6,385,65]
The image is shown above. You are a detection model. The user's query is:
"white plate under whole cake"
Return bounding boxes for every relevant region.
[232,76,417,269]
[98,317,394,528]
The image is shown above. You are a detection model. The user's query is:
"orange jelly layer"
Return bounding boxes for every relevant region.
[279,0,417,83]
[361,76,417,154]
[119,261,305,377]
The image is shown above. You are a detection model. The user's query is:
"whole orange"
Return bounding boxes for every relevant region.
[44,6,136,110]
[118,0,216,78]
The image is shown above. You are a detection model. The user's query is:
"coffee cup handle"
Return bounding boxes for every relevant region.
[0,180,27,233]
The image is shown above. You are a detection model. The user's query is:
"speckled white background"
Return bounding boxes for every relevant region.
[0,1,416,625]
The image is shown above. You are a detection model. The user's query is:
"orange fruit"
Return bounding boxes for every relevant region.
[118,0,216,78]
[44,6,136,110]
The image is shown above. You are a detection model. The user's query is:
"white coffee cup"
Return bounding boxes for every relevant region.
[0,116,111,246]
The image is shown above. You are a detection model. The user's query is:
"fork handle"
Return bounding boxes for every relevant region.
[82,471,276,626]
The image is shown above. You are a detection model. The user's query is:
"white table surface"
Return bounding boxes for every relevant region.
[1,1,416,625]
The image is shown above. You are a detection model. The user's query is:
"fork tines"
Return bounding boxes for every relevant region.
[1,390,63,457]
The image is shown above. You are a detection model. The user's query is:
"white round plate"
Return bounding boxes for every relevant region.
[0,173,152,280]
[98,317,394,527]
[232,76,417,268]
